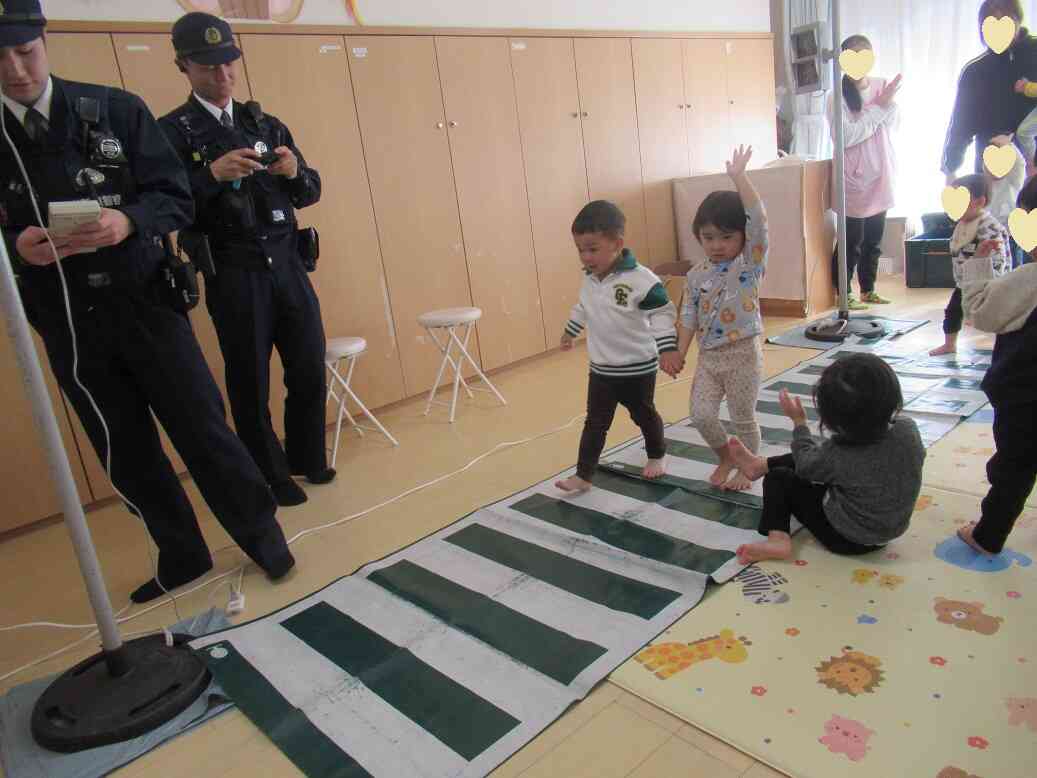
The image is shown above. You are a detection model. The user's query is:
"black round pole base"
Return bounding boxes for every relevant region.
[31,633,210,753]
[805,316,887,343]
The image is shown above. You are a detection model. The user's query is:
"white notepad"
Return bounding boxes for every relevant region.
[48,200,101,254]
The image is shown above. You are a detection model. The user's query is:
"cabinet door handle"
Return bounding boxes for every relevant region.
[436,122,445,129]
[685,103,692,108]
[571,112,579,118]
[581,111,589,118]
[678,104,684,110]
[448,120,459,128]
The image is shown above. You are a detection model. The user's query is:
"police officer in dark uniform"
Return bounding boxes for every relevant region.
[160,13,334,508]
[0,0,294,602]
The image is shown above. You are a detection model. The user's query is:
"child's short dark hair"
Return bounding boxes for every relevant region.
[813,354,903,444]
[573,200,626,238]
[954,173,991,203]
[979,0,1023,37]
[692,191,747,240]
[1018,174,1037,210]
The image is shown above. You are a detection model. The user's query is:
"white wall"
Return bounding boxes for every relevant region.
[47,0,771,32]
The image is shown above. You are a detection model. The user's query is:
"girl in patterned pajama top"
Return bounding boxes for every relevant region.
[676,145,768,491]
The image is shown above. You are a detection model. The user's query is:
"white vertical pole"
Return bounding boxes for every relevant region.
[831,0,850,317]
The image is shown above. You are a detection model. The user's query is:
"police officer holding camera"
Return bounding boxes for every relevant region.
[0,0,295,603]
[160,13,333,508]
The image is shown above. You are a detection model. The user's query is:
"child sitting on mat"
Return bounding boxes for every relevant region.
[676,145,768,491]
[556,200,681,494]
[726,354,925,564]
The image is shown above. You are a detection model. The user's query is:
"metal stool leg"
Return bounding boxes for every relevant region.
[343,384,399,446]
[423,327,453,416]
[446,324,507,407]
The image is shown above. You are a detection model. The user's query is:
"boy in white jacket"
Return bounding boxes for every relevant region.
[558,201,681,493]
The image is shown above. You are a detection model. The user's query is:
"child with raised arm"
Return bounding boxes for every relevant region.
[727,354,925,565]
[556,201,681,494]
[677,145,767,491]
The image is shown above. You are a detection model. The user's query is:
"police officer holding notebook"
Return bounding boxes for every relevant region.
[160,13,334,508]
[0,0,295,602]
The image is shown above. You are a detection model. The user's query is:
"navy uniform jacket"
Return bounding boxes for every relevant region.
[0,77,193,320]
[158,97,320,266]
[942,29,1037,175]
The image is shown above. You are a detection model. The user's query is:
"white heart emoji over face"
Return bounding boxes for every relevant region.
[942,186,971,222]
[983,144,1017,179]
[839,49,875,81]
[983,15,1017,54]
[1008,207,1037,252]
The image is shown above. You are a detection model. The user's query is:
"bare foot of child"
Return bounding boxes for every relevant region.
[726,438,768,482]
[643,457,666,480]
[709,460,735,487]
[556,476,592,494]
[724,471,753,491]
[957,522,995,556]
[929,343,957,356]
[736,531,793,565]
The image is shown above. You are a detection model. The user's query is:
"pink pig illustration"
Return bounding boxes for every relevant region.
[1006,697,1037,732]
[819,714,875,761]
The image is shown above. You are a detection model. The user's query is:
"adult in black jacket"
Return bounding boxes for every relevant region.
[942,0,1037,181]
[159,13,333,508]
[0,1,294,603]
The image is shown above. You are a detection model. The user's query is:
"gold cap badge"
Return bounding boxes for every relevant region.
[204,27,221,45]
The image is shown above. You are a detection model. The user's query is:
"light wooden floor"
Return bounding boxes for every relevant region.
[0,277,963,778]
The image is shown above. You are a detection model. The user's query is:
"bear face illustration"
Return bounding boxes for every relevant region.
[933,597,1003,636]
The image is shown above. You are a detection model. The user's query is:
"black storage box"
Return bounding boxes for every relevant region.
[906,212,956,288]
[905,233,955,288]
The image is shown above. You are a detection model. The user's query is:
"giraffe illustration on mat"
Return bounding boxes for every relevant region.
[634,629,751,680]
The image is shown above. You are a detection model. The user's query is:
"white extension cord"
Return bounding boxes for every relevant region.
[1,372,696,685]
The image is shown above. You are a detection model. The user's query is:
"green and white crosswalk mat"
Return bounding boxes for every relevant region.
[189,344,989,778]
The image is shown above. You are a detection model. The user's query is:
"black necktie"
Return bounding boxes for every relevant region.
[24,108,48,143]
[219,110,233,129]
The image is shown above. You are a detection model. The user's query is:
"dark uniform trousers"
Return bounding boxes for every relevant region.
[2,78,289,580]
[205,233,328,483]
[160,97,328,486]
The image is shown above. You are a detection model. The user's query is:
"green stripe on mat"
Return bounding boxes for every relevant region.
[599,461,763,508]
[590,469,681,503]
[801,364,941,381]
[664,438,719,465]
[281,602,520,761]
[756,400,819,421]
[721,419,793,445]
[764,381,816,396]
[203,641,372,778]
[446,523,681,619]
[367,560,607,685]
[511,494,734,575]
[944,377,984,390]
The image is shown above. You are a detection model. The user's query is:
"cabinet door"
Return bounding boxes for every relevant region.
[241,35,406,411]
[725,38,779,167]
[46,33,123,89]
[436,37,546,370]
[684,39,732,175]
[347,36,474,397]
[510,38,589,349]
[633,38,691,266]
[573,39,649,261]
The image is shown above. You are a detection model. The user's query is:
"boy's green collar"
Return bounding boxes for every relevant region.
[587,248,638,276]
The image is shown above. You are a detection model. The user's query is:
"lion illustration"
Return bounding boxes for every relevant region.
[816,649,884,696]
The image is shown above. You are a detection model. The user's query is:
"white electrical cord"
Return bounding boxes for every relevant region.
[0,78,181,625]
[1,371,697,684]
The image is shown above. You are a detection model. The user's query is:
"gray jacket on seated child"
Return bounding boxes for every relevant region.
[790,417,925,546]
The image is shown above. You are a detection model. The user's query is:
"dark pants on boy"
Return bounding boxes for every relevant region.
[832,211,887,295]
[974,403,1037,553]
[757,454,878,555]
[577,371,665,481]
[942,288,964,335]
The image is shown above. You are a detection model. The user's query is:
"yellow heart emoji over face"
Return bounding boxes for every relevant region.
[983,15,1017,54]
[983,144,1017,178]
[942,186,971,222]
[838,48,875,81]
[1008,207,1037,252]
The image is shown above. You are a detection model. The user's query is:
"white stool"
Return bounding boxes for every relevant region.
[325,337,398,466]
[417,307,507,423]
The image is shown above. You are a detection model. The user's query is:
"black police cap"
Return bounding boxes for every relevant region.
[172,12,241,66]
[0,0,46,48]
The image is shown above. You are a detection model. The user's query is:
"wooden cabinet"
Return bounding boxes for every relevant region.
[684,39,735,175]
[725,38,778,168]
[240,35,406,411]
[510,37,589,349]
[573,39,649,262]
[436,37,545,371]
[347,36,475,397]
[633,39,692,266]
[46,33,123,89]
